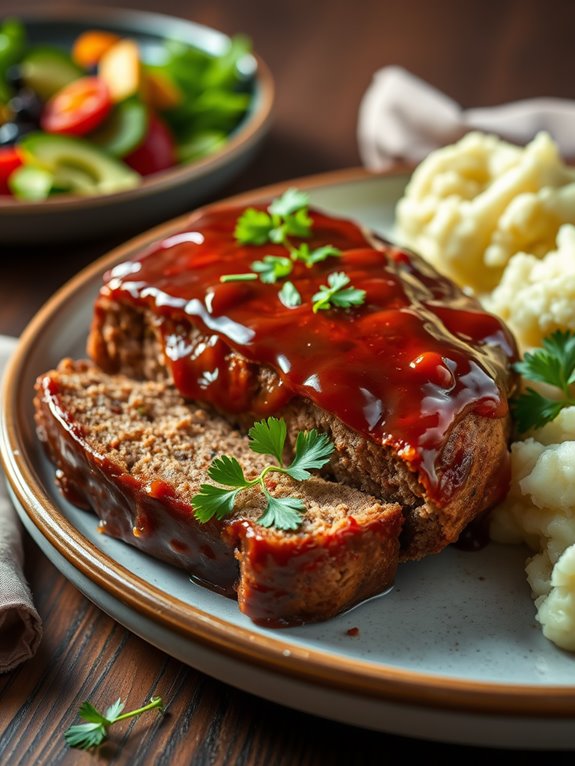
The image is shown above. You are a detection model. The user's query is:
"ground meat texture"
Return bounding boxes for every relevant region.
[34,359,403,627]
[88,301,513,561]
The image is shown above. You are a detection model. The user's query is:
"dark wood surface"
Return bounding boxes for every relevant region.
[2,0,574,762]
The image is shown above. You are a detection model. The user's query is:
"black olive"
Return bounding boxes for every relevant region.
[9,88,43,124]
[4,64,24,91]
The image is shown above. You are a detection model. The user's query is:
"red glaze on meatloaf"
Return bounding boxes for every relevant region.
[87,202,518,560]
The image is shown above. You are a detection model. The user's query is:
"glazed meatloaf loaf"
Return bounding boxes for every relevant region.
[34,359,403,627]
[86,200,518,562]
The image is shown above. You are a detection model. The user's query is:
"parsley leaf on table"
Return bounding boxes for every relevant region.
[512,330,575,433]
[192,416,334,530]
[64,696,164,751]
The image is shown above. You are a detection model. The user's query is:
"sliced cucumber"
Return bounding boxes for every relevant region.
[89,97,148,157]
[21,45,84,101]
[9,165,54,201]
[18,132,140,195]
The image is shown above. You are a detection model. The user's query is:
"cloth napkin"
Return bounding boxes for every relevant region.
[358,65,575,169]
[0,335,42,673]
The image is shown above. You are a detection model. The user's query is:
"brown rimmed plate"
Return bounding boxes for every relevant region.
[2,169,575,750]
[0,5,274,243]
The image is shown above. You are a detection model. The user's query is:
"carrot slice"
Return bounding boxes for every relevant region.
[72,30,121,68]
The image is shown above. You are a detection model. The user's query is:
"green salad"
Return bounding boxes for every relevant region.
[0,18,254,199]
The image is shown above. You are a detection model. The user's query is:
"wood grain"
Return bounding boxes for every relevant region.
[2,0,575,761]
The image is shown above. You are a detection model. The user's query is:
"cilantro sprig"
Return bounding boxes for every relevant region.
[223,189,342,285]
[235,188,313,252]
[192,416,334,530]
[220,189,368,313]
[512,330,575,433]
[278,280,302,307]
[312,272,366,313]
[251,254,293,283]
[64,696,164,751]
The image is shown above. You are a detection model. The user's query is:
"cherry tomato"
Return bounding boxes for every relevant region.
[0,146,23,195]
[41,76,112,136]
[124,112,176,175]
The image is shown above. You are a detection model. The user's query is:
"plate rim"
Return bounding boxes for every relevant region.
[3,167,575,720]
[0,4,275,215]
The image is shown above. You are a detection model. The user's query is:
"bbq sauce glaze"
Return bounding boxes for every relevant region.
[95,204,518,500]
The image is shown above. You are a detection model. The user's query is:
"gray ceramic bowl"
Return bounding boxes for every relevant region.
[0,6,274,244]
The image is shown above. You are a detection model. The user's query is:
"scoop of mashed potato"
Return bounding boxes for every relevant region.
[398,129,575,651]
[395,131,575,293]
[484,224,575,350]
[490,407,575,651]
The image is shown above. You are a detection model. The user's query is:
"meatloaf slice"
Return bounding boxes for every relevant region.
[88,299,512,561]
[34,359,403,627]
[86,202,518,564]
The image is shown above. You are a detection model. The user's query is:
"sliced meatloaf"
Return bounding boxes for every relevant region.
[34,359,403,627]
[87,203,518,562]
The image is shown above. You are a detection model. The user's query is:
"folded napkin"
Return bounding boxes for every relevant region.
[0,335,42,673]
[358,65,575,169]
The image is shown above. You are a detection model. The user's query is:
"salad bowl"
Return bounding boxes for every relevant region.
[0,5,274,243]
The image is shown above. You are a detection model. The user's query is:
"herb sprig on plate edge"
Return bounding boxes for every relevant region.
[192,416,334,531]
[220,188,366,312]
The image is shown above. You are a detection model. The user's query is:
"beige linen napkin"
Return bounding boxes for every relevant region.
[358,65,575,169]
[0,335,42,672]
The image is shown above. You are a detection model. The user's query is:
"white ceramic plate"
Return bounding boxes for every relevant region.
[2,169,575,751]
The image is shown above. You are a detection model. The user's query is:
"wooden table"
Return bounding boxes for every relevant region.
[1,0,573,761]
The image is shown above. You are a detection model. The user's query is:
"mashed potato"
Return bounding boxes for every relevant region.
[395,130,575,651]
[484,224,575,351]
[395,131,575,293]
[490,409,575,651]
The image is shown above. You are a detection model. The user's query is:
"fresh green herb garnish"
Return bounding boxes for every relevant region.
[192,416,334,530]
[219,272,258,282]
[221,190,368,313]
[251,254,293,283]
[312,272,366,313]
[234,207,280,245]
[224,189,342,288]
[234,188,312,251]
[278,280,302,308]
[64,696,164,751]
[292,243,342,267]
[512,330,575,433]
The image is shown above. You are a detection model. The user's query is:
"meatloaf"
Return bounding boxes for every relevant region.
[34,359,403,627]
[86,202,518,562]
